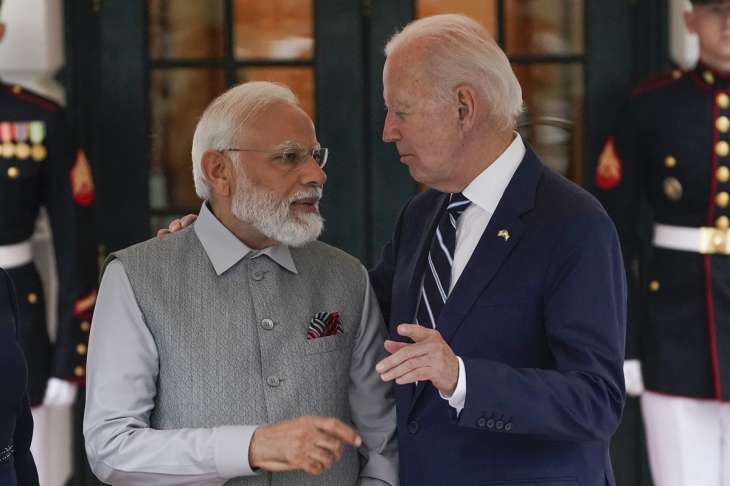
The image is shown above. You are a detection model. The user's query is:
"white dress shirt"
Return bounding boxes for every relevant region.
[439,134,526,415]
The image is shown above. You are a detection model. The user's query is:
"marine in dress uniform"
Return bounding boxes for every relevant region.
[596,1,730,484]
[0,81,99,484]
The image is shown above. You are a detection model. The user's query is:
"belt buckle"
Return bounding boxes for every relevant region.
[700,227,730,254]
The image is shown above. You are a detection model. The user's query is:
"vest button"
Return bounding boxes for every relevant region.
[496,420,504,430]
[477,417,487,428]
[407,420,419,434]
[252,271,264,281]
[486,418,495,429]
[504,422,513,432]
[266,376,280,387]
[261,318,275,330]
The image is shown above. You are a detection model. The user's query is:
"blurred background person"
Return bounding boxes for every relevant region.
[1,266,39,486]
[596,1,730,485]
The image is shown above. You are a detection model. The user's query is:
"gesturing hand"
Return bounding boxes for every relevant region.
[376,323,460,397]
[249,416,362,476]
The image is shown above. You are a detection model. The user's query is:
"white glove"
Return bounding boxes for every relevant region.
[42,377,78,407]
[623,359,644,397]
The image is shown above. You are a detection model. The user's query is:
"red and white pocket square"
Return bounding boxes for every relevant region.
[306,311,343,340]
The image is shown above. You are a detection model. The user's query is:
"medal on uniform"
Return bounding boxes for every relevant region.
[14,122,30,160]
[0,122,15,158]
[29,121,46,161]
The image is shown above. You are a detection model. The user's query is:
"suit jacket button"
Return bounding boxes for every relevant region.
[477,417,487,428]
[261,318,275,330]
[496,420,504,430]
[505,422,513,432]
[266,376,280,387]
[408,420,419,434]
[486,419,495,429]
[252,271,264,281]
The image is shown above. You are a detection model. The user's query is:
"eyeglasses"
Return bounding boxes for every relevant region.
[220,145,329,170]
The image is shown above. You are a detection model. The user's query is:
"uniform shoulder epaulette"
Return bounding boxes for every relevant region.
[4,83,61,112]
[630,68,684,98]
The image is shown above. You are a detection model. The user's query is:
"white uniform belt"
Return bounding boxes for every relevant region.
[0,240,33,268]
[653,224,730,255]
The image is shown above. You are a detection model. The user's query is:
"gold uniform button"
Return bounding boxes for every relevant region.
[7,166,19,179]
[80,321,91,332]
[718,93,730,109]
[649,280,661,292]
[672,69,682,80]
[11,85,21,95]
[717,216,730,230]
[705,71,716,85]
[718,116,730,133]
[719,166,730,183]
[27,292,38,304]
[76,343,87,355]
[663,177,683,201]
[74,366,85,377]
[717,141,730,157]
[665,156,677,168]
[718,192,730,208]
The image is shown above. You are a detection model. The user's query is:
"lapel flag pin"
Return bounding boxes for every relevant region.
[498,229,510,241]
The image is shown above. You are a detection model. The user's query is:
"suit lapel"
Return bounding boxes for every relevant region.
[408,147,543,414]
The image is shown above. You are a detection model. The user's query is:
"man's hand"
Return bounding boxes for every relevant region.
[376,323,459,397]
[156,214,197,237]
[249,416,362,476]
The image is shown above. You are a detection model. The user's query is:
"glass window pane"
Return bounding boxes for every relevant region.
[149,69,227,210]
[237,67,315,119]
[416,0,497,35]
[148,0,225,59]
[513,63,584,180]
[233,0,314,60]
[504,0,584,55]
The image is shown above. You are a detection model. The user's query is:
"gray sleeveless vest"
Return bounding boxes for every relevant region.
[110,227,367,485]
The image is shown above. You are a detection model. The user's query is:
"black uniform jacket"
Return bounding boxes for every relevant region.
[597,63,730,400]
[0,82,97,405]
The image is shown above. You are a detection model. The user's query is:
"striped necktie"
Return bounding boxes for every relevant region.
[416,192,471,328]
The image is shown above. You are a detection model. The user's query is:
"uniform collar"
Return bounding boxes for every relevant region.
[193,202,298,276]
[695,62,730,90]
[462,133,526,214]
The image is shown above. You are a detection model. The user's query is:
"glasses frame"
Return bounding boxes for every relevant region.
[220,146,329,169]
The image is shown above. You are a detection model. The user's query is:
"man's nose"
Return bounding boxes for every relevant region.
[299,156,327,186]
[382,111,400,143]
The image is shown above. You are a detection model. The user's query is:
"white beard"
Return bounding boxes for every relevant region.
[230,167,324,247]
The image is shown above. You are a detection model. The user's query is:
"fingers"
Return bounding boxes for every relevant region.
[396,323,433,341]
[169,220,182,232]
[384,339,408,354]
[379,355,431,383]
[180,214,198,226]
[156,229,170,237]
[376,341,428,375]
[313,417,362,447]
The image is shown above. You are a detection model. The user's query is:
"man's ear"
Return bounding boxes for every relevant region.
[455,84,478,131]
[201,150,234,197]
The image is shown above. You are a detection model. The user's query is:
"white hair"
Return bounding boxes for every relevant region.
[385,14,523,130]
[191,81,299,200]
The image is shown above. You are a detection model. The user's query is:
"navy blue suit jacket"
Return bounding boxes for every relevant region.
[370,147,626,486]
